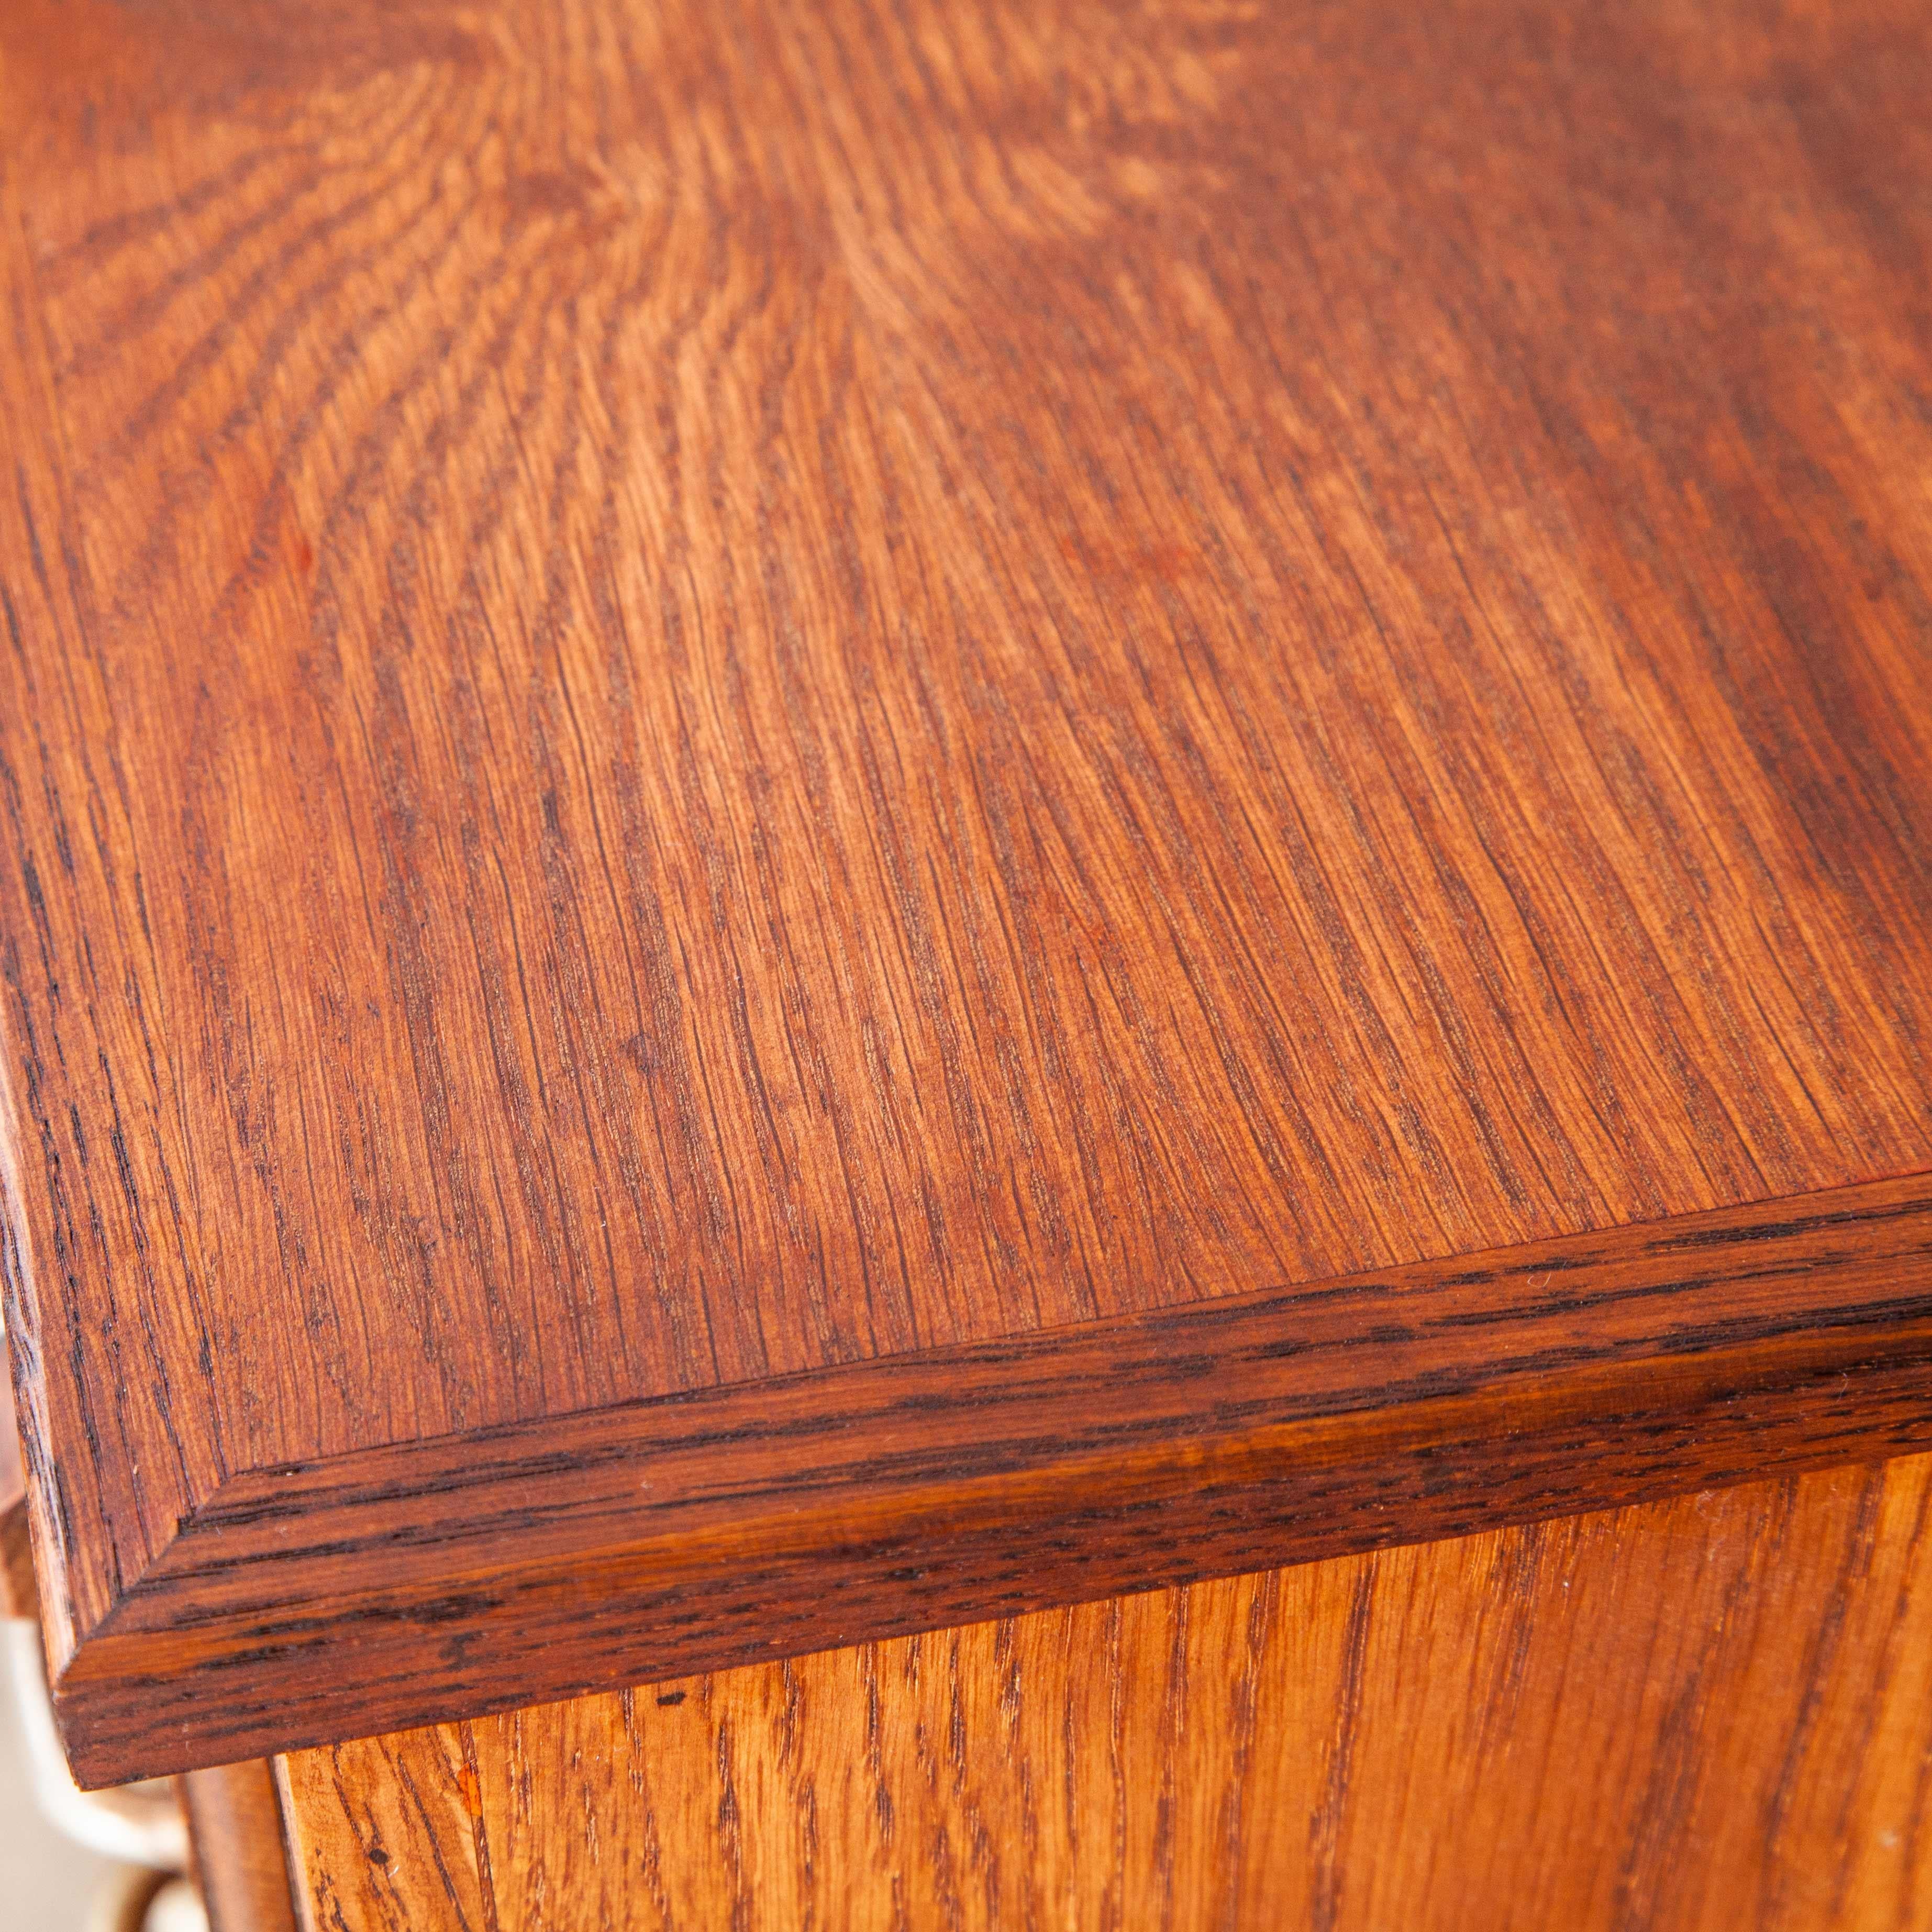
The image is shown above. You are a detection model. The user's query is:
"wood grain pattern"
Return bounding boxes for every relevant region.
[0,1331,19,1511]
[4,0,1932,1776]
[182,1760,302,1932]
[53,1171,1932,1785]
[280,1452,1932,1932]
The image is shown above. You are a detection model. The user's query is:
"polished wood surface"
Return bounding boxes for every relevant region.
[60,1172,1932,1782]
[4,0,1932,1776]
[182,1760,301,1932]
[281,1452,1932,1932]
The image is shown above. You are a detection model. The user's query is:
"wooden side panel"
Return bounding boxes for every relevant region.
[280,1454,1932,1931]
[182,1761,300,1932]
[1,1330,33,1619]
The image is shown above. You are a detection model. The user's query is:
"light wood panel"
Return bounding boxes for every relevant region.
[282,1454,1932,1932]
[5,0,1932,1775]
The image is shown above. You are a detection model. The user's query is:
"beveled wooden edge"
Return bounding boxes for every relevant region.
[43,1170,1932,1785]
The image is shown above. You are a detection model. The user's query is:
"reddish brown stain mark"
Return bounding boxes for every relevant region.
[507,169,596,221]
[1062,535,1205,585]
[503,167,630,243]
[7,0,494,131]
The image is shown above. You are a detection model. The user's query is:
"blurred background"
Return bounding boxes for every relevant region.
[0,1669,138,1929]
[2,1328,206,1930]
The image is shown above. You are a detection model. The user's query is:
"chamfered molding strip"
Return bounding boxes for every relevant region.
[49,1169,1932,1786]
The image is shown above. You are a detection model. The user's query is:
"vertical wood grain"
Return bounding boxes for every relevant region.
[182,1760,301,1932]
[282,1454,1932,1932]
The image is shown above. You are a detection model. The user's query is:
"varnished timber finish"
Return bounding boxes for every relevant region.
[5,0,1932,1774]
[54,1172,1932,1784]
[281,1454,1932,1932]
[182,1761,302,1932]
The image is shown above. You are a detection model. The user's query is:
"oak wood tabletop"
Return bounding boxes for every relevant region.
[2,0,1930,1781]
